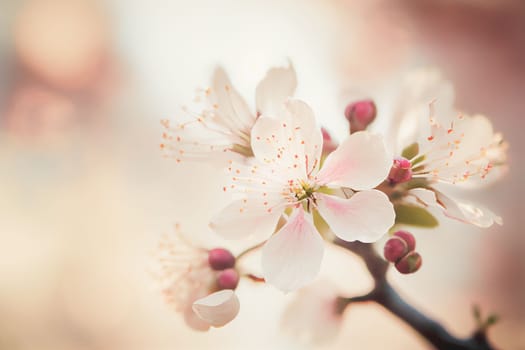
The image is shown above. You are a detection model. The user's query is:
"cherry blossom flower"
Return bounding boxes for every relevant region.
[160,63,296,163]
[210,99,395,291]
[151,228,240,331]
[385,69,508,186]
[379,69,507,227]
[281,280,344,345]
[406,107,507,186]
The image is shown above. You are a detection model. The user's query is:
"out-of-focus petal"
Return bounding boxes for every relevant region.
[262,209,324,292]
[316,191,395,243]
[281,280,342,345]
[192,290,240,328]
[256,63,297,117]
[385,68,455,152]
[183,303,211,331]
[209,198,282,240]
[316,131,391,190]
[211,67,254,132]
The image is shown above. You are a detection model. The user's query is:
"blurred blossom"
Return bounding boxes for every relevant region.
[3,85,75,142]
[150,228,240,331]
[281,280,343,345]
[14,0,110,91]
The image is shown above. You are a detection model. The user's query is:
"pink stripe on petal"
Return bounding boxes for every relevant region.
[316,132,392,190]
[262,209,324,292]
[316,191,395,243]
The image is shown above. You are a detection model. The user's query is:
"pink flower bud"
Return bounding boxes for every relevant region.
[344,100,376,133]
[394,230,416,252]
[395,252,422,274]
[388,157,413,184]
[383,236,409,263]
[217,268,240,290]
[208,248,236,271]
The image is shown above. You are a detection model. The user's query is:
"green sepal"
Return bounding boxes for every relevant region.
[401,142,419,160]
[394,204,439,228]
[313,210,331,238]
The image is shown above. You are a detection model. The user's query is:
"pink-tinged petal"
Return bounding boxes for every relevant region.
[434,191,502,228]
[281,280,342,345]
[256,62,297,117]
[192,290,240,328]
[211,67,254,132]
[262,209,324,292]
[210,198,282,240]
[388,69,455,152]
[316,191,395,243]
[316,131,392,190]
[251,99,322,176]
[183,304,211,331]
[406,188,437,205]
[408,188,502,228]
[285,99,323,174]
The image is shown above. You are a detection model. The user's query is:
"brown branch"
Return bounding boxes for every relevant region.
[334,239,498,350]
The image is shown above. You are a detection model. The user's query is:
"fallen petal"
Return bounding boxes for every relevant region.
[192,290,240,328]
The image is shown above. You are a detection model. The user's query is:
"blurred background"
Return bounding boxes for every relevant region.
[0,0,524,349]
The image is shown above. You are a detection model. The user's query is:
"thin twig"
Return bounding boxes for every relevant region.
[334,239,497,350]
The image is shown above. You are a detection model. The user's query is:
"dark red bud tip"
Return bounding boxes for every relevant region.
[217,268,240,290]
[395,252,422,274]
[344,99,377,133]
[388,157,413,184]
[208,248,236,271]
[393,230,416,251]
[384,236,409,263]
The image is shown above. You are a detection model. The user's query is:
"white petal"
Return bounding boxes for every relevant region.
[316,191,395,243]
[211,67,254,132]
[256,62,297,117]
[285,99,323,173]
[408,188,502,228]
[434,191,503,228]
[406,188,438,204]
[316,131,392,190]
[251,99,322,176]
[192,290,240,328]
[281,280,342,345]
[262,209,324,292]
[210,198,282,240]
[447,114,494,162]
[183,304,211,331]
[391,69,455,152]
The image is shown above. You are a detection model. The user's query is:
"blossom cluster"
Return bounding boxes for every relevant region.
[155,63,507,335]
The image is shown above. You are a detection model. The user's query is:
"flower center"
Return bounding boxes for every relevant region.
[283,179,319,211]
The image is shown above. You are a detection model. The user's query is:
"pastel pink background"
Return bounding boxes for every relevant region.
[0,0,523,349]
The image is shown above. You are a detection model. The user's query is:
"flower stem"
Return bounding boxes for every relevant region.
[333,239,498,350]
[236,242,265,261]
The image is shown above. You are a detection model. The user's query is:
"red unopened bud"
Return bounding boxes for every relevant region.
[395,251,422,274]
[344,99,376,133]
[321,127,338,155]
[208,248,235,271]
[388,157,413,184]
[384,236,409,263]
[393,230,416,251]
[217,268,239,290]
